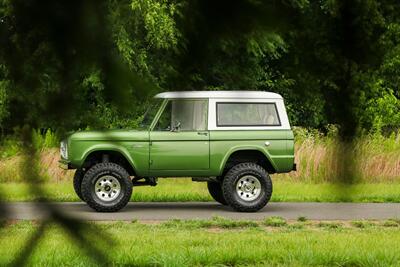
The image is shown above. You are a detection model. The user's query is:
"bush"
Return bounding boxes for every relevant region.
[32,129,59,150]
[0,137,21,159]
[1,128,60,159]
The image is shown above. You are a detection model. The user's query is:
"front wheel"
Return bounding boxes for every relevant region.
[73,169,85,201]
[81,163,133,212]
[222,163,272,212]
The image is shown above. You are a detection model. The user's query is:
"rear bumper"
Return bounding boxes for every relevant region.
[58,159,72,170]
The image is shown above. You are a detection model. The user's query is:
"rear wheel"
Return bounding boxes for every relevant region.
[207,181,227,205]
[222,162,272,212]
[81,162,132,212]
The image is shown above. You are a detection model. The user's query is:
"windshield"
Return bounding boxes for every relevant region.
[139,98,163,129]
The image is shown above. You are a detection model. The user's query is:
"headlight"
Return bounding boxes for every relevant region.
[60,140,68,159]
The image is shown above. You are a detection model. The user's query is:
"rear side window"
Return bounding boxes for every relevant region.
[216,102,280,127]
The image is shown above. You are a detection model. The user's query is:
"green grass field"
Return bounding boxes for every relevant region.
[2,179,400,202]
[1,218,400,266]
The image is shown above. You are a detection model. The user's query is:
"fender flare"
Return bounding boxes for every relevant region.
[79,144,138,172]
[218,146,277,175]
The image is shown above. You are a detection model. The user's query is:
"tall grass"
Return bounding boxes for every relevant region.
[0,129,59,159]
[278,127,400,183]
[0,129,64,182]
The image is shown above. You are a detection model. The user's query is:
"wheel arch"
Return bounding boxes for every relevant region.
[80,146,137,176]
[219,147,277,176]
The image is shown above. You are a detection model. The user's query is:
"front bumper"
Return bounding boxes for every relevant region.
[58,159,72,170]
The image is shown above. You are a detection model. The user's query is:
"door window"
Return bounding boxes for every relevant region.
[155,99,208,131]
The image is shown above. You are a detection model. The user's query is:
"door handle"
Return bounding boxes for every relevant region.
[197,132,208,136]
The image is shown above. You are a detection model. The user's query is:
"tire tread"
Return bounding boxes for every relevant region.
[222,162,272,212]
[73,169,85,201]
[207,181,228,205]
[81,162,132,212]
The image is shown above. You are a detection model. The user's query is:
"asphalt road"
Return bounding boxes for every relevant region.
[2,202,400,221]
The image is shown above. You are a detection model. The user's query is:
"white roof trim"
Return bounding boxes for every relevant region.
[155,91,282,99]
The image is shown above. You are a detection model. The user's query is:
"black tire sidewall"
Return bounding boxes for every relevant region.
[207,181,228,205]
[73,169,85,201]
[223,163,272,212]
[81,163,132,212]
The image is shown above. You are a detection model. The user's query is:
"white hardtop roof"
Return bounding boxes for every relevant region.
[155,91,282,99]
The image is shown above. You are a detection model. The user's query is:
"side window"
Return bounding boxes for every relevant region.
[216,102,280,126]
[155,101,172,131]
[155,99,208,131]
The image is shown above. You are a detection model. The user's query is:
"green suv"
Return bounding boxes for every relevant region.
[59,91,295,212]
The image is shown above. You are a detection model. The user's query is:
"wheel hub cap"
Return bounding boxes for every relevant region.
[95,175,121,202]
[236,175,261,201]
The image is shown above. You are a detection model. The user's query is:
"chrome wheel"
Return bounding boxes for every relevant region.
[94,176,121,202]
[236,175,261,201]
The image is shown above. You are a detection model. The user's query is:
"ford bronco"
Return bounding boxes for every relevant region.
[59,91,295,212]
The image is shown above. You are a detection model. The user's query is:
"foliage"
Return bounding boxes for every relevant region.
[31,129,59,150]
[0,0,399,135]
[0,136,19,158]
[0,129,59,159]
[0,79,8,127]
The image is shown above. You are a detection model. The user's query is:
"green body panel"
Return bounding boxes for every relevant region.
[149,131,209,171]
[66,128,294,177]
[67,130,150,177]
[209,130,294,174]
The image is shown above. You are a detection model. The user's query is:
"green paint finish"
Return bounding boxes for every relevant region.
[149,131,209,171]
[62,96,295,178]
[67,130,150,176]
[65,128,294,177]
[209,130,294,174]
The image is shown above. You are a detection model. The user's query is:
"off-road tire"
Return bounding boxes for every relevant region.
[222,162,272,212]
[73,169,85,201]
[207,181,227,205]
[81,162,132,212]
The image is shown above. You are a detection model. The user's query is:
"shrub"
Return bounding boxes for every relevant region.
[0,137,21,159]
[32,129,59,150]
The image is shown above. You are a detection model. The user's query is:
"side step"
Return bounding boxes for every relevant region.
[132,177,158,186]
